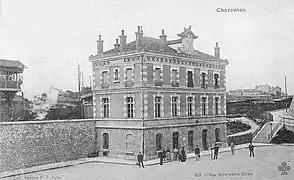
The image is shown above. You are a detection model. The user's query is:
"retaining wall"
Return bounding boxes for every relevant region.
[0,119,97,172]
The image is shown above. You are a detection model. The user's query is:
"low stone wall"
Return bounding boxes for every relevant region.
[227,133,252,146]
[0,119,97,172]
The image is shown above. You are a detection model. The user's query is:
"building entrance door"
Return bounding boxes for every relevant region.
[172,132,179,150]
[202,129,208,150]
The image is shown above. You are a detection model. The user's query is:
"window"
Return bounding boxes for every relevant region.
[214,74,219,89]
[102,98,109,118]
[155,68,161,81]
[215,97,219,115]
[172,132,179,149]
[188,131,194,151]
[201,72,207,88]
[102,133,109,149]
[202,97,206,115]
[156,134,162,151]
[126,68,132,81]
[172,97,178,117]
[172,69,178,81]
[102,71,108,83]
[114,67,119,81]
[154,96,161,118]
[187,97,193,117]
[126,97,134,118]
[187,71,193,87]
[171,69,179,87]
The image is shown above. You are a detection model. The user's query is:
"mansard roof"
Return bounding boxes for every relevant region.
[103,37,178,55]
[102,38,222,62]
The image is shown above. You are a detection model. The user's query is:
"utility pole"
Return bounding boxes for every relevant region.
[77,64,82,119]
[285,76,287,112]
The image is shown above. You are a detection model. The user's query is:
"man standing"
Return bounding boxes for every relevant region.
[195,145,200,161]
[180,147,186,162]
[137,152,144,168]
[249,142,254,157]
[158,150,163,165]
[231,142,235,155]
[212,144,220,160]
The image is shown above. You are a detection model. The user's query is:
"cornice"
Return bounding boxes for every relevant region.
[92,86,226,95]
[92,52,228,70]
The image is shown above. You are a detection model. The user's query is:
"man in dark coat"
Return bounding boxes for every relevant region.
[249,142,254,157]
[180,147,186,162]
[195,145,200,161]
[212,144,219,160]
[137,152,144,168]
[158,150,163,165]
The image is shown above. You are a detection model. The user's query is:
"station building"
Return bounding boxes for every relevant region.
[89,26,229,159]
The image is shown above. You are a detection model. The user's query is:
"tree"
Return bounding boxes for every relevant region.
[45,104,81,120]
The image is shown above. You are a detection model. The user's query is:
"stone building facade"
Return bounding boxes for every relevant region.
[89,26,229,159]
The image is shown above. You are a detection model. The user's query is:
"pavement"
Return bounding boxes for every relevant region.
[0,142,284,179]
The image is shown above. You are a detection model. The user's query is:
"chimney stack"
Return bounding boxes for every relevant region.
[135,26,143,49]
[214,42,220,59]
[97,35,104,54]
[114,39,120,49]
[119,29,127,51]
[159,29,167,44]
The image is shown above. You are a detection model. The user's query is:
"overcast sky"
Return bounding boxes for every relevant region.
[0,0,293,99]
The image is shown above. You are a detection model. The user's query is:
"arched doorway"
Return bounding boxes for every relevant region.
[102,133,109,156]
[172,132,179,150]
[156,133,162,151]
[215,128,220,142]
[202,129,208,150]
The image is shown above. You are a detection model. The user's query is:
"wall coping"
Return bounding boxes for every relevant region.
[0,119,98,126]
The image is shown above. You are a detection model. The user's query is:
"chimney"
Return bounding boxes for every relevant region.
[97,35,104,54]
[119,30,127,51]
[114,39,120,49]
[159,29,167,44]
[214,42,220,59]
[135,26,143,49]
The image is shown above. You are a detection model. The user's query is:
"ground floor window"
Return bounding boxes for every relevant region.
[156,133,162,151]
[202,129,208,150]
[188,130,194,151]
[102,133,109,149]
[215,128,220,142]
[173,132,179,150]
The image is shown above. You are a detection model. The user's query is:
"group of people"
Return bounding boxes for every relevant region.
[158,147,187,165]
[137,142,255,167]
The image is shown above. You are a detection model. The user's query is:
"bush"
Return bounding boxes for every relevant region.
[271,126,294,144]
[227,120,251,135]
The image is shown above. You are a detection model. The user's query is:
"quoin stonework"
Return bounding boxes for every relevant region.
[89,26,229,160]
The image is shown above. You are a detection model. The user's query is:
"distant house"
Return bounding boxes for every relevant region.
[0,59,26,121]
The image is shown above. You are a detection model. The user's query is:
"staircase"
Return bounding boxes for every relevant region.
[253,118,284,143]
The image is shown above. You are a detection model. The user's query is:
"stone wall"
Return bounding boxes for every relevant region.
[0,119,97,172]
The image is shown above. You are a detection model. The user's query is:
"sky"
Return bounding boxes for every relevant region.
[0,0,293,99]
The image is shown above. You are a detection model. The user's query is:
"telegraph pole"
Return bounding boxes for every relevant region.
[77,64,82,119]
[285,76,287,112]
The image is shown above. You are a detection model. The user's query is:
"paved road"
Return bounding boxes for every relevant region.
[4,146,294,180]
